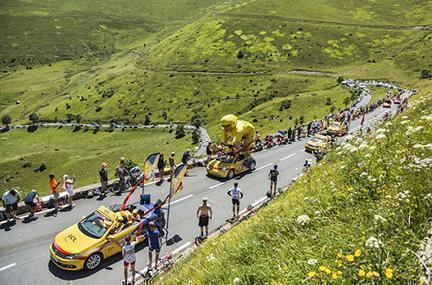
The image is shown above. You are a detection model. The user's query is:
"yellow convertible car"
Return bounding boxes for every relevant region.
[305,134,332,153]
[50,205,145,271]
[206,155,256,179]
[326,121,348,136]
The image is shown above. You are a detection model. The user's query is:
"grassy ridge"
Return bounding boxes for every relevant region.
[0,127,191,196]
[157,84,432,284]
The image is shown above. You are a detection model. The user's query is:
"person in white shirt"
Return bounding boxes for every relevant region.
[227,182,243,220]
[62,175,75,209]
[109,235,137,285]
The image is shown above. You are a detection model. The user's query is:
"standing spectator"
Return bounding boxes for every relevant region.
[49,174,61,212]
[147,222,162,271]
[109,235,137,285]
[99,162,109,197]
[287,127,292,143]
[157,154,165,182]
[168,152,176,182]
[291,126,296,142]
[297,125,302,140]
[268,165,279,197]
[227,182,243,220]
[307,122,312,136]
[115,157,129,195]
[23,189,40,220]
[196,197,212,237]
[62,175,76,209]
[2,188,21,222]
[206,142,214,163]
[182,149,191,164]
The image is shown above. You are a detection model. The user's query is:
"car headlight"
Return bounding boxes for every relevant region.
[65,253,81,260]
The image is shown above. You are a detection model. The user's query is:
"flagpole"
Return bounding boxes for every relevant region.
[165,172,173,240]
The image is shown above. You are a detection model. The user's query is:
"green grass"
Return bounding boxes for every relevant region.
[0,127,191,196]
[156,81,432,285]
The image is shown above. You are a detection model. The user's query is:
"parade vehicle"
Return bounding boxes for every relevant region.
[393,97,401,104]
[304,134,332,153]
[383,99,392,108]
[50,198,164,271]
[326,121,348,136]
[206,154,256,179]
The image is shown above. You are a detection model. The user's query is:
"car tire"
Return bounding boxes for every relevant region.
[227,169,235,180]
[249,160,256,171]
[84,252,103,270]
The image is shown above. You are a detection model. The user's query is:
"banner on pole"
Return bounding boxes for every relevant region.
[144,153,160,182]
[171,163,188,196]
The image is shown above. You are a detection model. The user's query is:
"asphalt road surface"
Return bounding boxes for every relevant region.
[0,94,408,285]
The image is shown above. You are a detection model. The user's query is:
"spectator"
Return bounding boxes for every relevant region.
[62,175,75,209]
[115,157,129,195]
[169,152,176,176]
[99,162,109,197]
[287,127,292,143]
[2,188,21,222]
[109,235,137,285]
[48,174,61,212]
[297,125,302,140]
[182,149,191,164]
[227,182,243,220]
[157,154,165,182]
[147,222,162,271]
[196,197,212,237]
[268,165,279,197]
[307,122,312,136]
[206,142,214,163]
[23,189,40,220]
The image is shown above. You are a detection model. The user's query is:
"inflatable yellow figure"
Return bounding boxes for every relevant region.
[220,114,255,155]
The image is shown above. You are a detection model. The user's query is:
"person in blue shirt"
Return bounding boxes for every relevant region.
[146,222,162,271]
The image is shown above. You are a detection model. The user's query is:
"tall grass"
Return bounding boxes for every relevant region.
[157,90,432,284]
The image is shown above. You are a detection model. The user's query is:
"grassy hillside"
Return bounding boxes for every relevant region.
[0,127,191,196]
[156,83,432,284]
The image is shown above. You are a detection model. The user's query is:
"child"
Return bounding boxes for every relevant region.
[109,235,137,285]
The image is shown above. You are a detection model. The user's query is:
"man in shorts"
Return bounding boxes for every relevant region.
[99,162,109,197]
[2,188,21,222]
[227,182,243,220]
[23,189,40,220]
[109,234,137,285]
[268,165,279,197]
[196,197,212,237]
[48,174,61,212]
[147,222,162,271]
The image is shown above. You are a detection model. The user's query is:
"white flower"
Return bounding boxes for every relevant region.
[413,144,425,149]
[400,120,410,125]
[360,172,368,178]
[370,145,376,150]
[385,122,392,126]
[307,259,318,266]
[376,128,387,134]
[424,193,432,201]
[350,146,358,153]
[359,143,368,150]
[365,236,382,249]
[374,214,386,223]
[207,253,216,262]
[396,191,410,201]
[233,277,240,284]
[420,114,432,121]
[314,210,321,216]
[365,154,371,158]
[406,126,424,136]
[376,133,387,140]
[296,215,311,226]
[402,115,409,119]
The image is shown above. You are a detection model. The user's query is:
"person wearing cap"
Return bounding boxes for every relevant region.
[99,162,109,197]
[62,174,75,209]
[196,197,212,237]
[220,114,255,156]
[146,222,162,270]
[2,188,21,222]
[108,234,138,285]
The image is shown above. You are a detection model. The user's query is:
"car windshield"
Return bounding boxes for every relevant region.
[217,155,234,163]
[78,212,111,239]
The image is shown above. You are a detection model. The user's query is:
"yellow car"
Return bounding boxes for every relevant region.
[305,134,332,153]
[206,155,256,179]
[50,205,145,271]
[326,121,347,136]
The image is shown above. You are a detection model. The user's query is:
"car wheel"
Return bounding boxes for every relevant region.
[85,252,103,270]
[227,169,235,180]
[249,161,256,171]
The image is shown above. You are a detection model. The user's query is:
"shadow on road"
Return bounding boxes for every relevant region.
[48,242,148,280]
